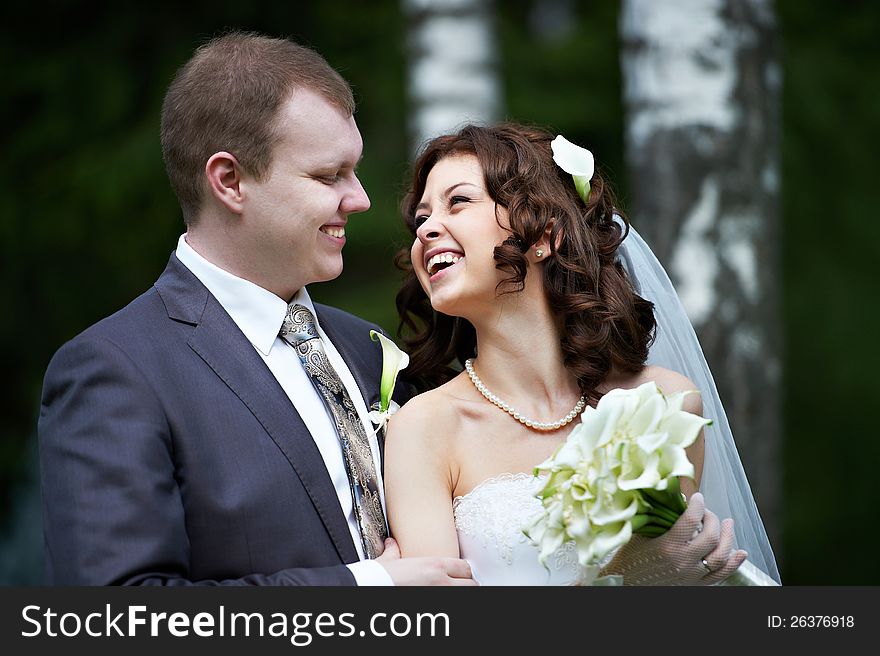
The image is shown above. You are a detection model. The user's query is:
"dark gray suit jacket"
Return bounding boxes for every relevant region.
[38,254,407,585]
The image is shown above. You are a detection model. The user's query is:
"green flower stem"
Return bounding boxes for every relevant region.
[635,510,677,531]
[640,515,674,531]
[643,504,680,525]
[572,175,591,204]
[634,525,667,537]
[641,485,683,508]
[630,514,652,531]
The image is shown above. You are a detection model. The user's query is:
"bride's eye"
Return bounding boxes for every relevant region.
[449,195,470,208]
[413,214,429,228]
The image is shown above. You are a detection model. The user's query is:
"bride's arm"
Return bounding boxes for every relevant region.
[680,390,705,499]
[649,366,705,498]
[384,394,461,558]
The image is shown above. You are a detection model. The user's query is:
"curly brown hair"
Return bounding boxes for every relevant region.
[395,123,656,402]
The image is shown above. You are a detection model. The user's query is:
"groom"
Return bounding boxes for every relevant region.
[37,32,473,586]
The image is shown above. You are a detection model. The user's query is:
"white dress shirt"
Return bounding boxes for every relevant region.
[176,235,392,586]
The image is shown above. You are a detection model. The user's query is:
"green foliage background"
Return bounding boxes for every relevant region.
[2,0,877,584]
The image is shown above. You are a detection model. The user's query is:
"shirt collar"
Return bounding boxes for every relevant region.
[175,234,319,355]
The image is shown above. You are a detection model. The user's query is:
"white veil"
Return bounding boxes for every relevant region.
[617,222,781,583]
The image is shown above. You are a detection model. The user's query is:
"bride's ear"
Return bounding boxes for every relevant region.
[529,219,562,263]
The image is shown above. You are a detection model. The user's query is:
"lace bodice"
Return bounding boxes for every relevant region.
[452,472,584,585]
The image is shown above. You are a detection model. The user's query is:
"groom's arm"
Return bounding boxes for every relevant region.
[39,334,355,587]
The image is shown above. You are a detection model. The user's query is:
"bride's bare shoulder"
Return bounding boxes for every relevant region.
[385,376,467,447]
[640,365,703,415]
[638,365,693,392]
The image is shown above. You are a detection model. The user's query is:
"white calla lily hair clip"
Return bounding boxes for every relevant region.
[551,135,595,204]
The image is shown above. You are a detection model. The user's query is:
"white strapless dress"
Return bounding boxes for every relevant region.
[452,472,588,586]
[452,473,776,587]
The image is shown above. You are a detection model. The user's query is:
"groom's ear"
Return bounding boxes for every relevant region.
[205,151,245,214]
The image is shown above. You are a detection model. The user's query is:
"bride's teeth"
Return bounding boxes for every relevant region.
[321,226,345,238]
[427,253,464,274]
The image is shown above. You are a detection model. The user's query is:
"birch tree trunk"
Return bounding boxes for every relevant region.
[620,0,782,550]
[402,0,502,153]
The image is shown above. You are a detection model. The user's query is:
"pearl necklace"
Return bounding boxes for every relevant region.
[464,358,586,431]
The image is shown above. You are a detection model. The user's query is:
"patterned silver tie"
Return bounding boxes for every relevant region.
[279,303,387,558]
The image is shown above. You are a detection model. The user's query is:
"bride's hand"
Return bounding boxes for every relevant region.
[599,493,747,585]
[376,538,478,586]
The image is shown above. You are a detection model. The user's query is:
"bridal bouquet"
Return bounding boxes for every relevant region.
[523,381,774,586]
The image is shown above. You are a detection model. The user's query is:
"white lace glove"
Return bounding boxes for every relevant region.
[599,493,748,585]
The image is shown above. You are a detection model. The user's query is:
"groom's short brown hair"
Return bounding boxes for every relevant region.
[160,31,355,224]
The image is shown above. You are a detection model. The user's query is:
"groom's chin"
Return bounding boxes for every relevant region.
[309,257,346,284]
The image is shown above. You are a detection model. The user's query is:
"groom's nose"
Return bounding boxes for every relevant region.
[341,175,371,214]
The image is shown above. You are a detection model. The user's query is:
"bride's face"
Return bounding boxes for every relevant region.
[410,154,511,317]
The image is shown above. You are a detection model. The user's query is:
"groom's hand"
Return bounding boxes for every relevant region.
[376,538,477,586]
[599,492,747,585]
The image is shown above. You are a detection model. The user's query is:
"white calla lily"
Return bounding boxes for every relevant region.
[617,451,662,491]
[369,330,409,414]
[524,380,713,583]
[367,330,410,435]
[658,444,695,481]
[551,135,595,177]
[547,436,584,470]
[660,403,710,448]
[585,523,632,564]
[551,135,595,204]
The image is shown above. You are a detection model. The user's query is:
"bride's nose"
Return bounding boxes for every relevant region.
[416,214,445,242]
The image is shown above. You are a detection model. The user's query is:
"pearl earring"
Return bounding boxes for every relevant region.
[536,249,544,258]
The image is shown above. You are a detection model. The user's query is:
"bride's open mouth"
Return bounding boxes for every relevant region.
[426,251,464,280]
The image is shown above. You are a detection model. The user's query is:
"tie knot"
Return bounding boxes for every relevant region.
[280,303,320,347]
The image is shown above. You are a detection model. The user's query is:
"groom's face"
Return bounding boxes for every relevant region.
[239,88,370,298]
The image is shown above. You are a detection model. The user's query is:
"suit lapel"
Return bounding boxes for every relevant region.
[317,310,382,415]
[156,256,359,564]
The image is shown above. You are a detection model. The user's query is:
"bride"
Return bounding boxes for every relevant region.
[384,123,779,585]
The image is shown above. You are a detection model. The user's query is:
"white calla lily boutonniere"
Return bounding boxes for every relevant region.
[550,135,595,204]
[368,330,410,434]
